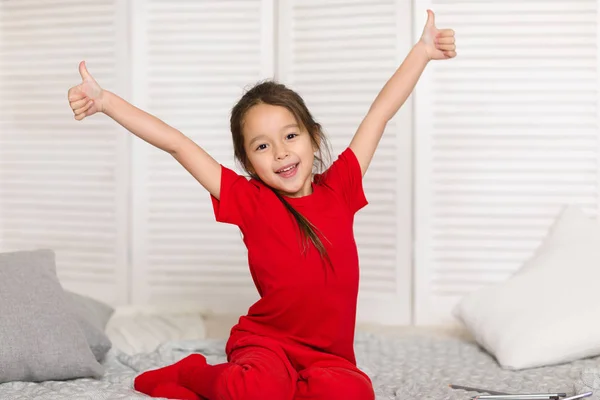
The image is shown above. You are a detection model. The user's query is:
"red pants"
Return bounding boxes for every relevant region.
[183,332,375,400]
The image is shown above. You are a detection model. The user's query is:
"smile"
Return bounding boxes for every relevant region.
[276,163,299,178]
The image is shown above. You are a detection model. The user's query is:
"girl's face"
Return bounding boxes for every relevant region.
[242,103,316,198]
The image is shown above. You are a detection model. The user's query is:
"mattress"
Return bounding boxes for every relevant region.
[0,330,597,399]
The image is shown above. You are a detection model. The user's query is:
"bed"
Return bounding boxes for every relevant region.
[0,312,598,400]
[4,207,599,399]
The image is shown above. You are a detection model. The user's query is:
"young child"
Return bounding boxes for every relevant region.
[68,10,455,400]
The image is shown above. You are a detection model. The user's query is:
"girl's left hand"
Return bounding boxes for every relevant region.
[419,9,457,60]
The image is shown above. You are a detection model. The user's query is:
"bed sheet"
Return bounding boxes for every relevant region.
[0,331,598,399]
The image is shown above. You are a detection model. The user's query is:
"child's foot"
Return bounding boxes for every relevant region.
[179,363,229,399]
[150,382,206,400]
[134,354,207,395]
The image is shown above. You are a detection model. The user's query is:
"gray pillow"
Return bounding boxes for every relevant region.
[66,291,114,361]
[0,249,104,383]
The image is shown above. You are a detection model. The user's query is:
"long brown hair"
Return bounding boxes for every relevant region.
[230,80,332,262]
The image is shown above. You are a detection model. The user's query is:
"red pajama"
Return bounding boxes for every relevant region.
[179,332,374,400]
[134,148,374,399]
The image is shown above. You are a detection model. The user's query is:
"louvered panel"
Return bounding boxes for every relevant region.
[414,0,600,325]
[131,0,271,314]
[278,0,411,324]
[0,0,129,305]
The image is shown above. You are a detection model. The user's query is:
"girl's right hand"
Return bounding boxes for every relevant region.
[68,61,105,120]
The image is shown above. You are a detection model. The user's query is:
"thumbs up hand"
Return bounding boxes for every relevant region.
[68,61,105,120]
[419,10,456,61]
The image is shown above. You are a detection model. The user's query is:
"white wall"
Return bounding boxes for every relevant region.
[1,0,598,326]
[0,0,415,325]
[413,0,600,325]
[0,0,131,305]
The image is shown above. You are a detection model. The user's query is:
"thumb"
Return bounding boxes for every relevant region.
[425,9,436,28]
[79,61,92,81]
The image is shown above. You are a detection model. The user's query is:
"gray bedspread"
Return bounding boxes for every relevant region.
[0,331,598,399]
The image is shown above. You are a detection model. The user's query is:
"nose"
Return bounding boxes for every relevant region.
[274,145,289,160]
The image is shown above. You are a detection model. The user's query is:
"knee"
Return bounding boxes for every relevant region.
[329,369,374,400]
[299,367,374,400]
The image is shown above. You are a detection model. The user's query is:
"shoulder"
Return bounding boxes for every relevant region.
[313,147,367,214]
[314,147,360,184]
[211,166,268,228]
[219,166,269,198]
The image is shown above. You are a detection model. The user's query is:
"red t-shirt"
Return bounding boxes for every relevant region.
[211,147,367,364]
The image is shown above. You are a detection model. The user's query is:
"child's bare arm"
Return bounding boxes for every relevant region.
[68,61,222,199]
[349,10,456,176]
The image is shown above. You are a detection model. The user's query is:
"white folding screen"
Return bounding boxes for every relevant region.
[413,0,600,325]
[0,0,413,324]
[129,0,274,314]
[8,0,584,327]
[277,0,414,324]
[0,0,130,305]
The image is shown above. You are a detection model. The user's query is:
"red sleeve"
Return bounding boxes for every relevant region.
[320,147,368,214]
[210,165,259,230]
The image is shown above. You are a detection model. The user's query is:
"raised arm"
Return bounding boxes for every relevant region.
[68,61,222,199]
[349,10,457,176]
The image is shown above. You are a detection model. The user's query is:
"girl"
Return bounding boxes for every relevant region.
[68,10,455,400]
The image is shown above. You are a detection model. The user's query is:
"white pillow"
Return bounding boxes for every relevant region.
[453,205,600,370]
[105,305,208,355]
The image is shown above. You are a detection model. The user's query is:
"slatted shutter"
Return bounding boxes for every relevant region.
[277,0,414,324]
[413,0,600,325]
[0,0,130,305]
[130,0,275,314]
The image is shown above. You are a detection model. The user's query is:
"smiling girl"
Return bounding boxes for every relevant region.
[67,10,456,400]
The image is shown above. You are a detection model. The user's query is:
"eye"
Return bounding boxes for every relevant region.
[256,143,267,151]
[286,133,298,140]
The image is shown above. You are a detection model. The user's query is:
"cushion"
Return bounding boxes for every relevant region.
[66,291,114,361]
[0,249,103,383]
[453,205,600,370]
[105,305,207,355]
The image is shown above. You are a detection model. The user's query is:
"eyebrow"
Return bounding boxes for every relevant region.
[247,124,299,147]
[248,135,268,147]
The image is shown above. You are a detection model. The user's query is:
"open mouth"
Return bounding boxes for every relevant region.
[276,163,299,178]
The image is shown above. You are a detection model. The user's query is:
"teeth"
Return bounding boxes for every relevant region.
[279,164,295,173]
